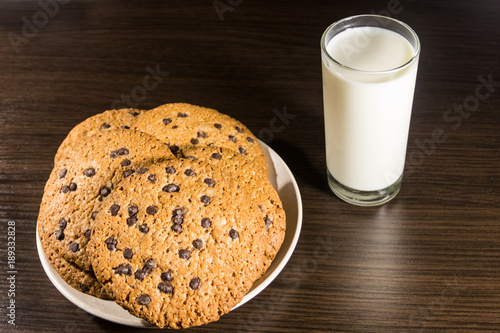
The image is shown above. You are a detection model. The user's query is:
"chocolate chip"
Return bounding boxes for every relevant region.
[177,112,188,117]
[84,229,91,240]
[192,239,203,249]
[139,224,149,234]
[83,168,96,177]
[124,169,134,177]
[185,155,196,160]
[189,277,201,290]
[146,206,158,215]
[158,281,173,294]
[110,204,120,216]
[123,248,133,259]
[59,168,67,178]
[69,182,77,191]
[110,147,129,158]
[114,264,132,276]
[121,159,131,167]
[228,135,236,143]
[238,147,247,155]
[55,230,64,241]
[128,205,138,216]
[121,125,130,129]
[201,217,211,229]
[200,195,211,205]
[172,125,178,129]
[135,259,156,281]
[169,145,179,154]
[105,236,117,251]
[101,123,111,129]
[179,249,191,260]
[80,284,90,293]
[163,184,180,193]
[229,229,239,240]
[235,126,243,133]
[61,185,69,193]
[134,269,146,281]
[130,111,140,116]
[204,178,215,187]
[171,224,182,233]
[165,166,176,174]
[136,294,151,306]
[161,270,173,282]
[69,241,79,252]
[162,118,172,125]
[264,217,272,231]
[100,186,111,197]
[211,152,222,160]
[144,259,156,271]
[147,174,156,183]
[184,169,195,177]
[247,136,254,143]
[214,123,222,129]
[171,208,185,224]
[197,131,207,138]
[126,216,137,227]
[59,218,67,230]
[137,167,148,174]
[91,211,99,220]
[190,138,199,145]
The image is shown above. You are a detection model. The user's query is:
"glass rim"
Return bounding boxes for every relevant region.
[321,14,421,74]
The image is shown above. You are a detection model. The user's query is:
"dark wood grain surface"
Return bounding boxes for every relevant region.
[1,0,499,332]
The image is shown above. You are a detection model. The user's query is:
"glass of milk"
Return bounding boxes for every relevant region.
[321,15,420,206]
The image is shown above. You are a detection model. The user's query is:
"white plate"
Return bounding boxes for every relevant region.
[37,141,303,327]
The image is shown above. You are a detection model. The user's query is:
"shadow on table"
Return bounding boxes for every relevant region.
[267,140,333,196]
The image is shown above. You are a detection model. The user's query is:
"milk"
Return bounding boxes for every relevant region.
[322,26,419,192]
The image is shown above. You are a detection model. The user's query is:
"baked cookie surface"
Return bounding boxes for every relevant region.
[38,129,174,295]
[88,159,276,328]
[181,146,286,269]
[55,108,147,163]
[42,240,109,299]
[135,103,267,172]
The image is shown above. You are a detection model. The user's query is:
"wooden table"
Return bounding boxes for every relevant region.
[1,0,499,331]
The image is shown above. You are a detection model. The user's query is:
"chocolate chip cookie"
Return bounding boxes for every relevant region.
[135,103,267,172]
[43,240,109,299]
[88,158,277,328]
[181,146,286,270]
[55,108,147,163]
[39,103,287,328]
[38,129,175,296]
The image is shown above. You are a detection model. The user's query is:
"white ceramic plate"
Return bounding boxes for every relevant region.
[37,141,303,327]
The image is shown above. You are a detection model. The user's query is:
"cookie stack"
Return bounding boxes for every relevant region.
[37,103,286,328]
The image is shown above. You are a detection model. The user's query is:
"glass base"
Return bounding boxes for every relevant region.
[327,171,402,207]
